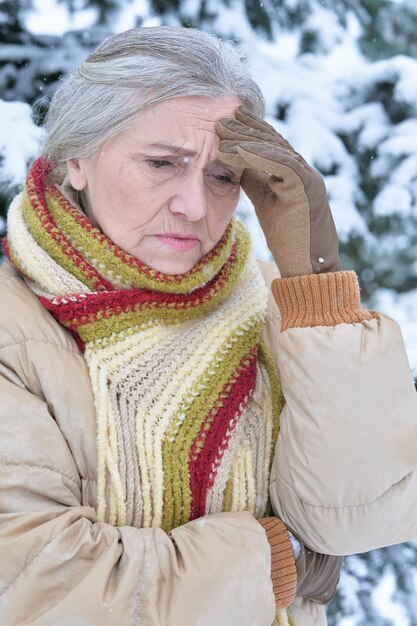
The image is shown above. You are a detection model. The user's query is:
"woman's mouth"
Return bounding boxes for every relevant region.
[155,233,200,252]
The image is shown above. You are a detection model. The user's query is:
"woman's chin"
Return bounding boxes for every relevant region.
[137,252,202,276]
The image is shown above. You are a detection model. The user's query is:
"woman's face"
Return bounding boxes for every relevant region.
[67,95,243,275]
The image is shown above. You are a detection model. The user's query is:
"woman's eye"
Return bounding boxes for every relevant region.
[214,174,239,186]
[148,159,173,169]
[211,172,238,185]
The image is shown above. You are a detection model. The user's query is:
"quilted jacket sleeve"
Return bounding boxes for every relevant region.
[264,267,417,556]
[0,266,275,626]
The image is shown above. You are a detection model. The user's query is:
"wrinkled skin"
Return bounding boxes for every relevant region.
[67,96,243,275]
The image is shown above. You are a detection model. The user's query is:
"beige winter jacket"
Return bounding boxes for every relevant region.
[1,258,417,626]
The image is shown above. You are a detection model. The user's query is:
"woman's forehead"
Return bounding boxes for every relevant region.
[111,95,242,157]
[136,96,240,137]
[142,95,241,119]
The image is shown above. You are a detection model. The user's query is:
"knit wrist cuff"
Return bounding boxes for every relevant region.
[271,270,375,331]
[259,517,297,609]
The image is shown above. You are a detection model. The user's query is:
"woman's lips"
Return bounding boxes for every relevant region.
[155,234,200,252]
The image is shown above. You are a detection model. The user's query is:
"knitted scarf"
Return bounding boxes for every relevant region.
[5,157,283,533]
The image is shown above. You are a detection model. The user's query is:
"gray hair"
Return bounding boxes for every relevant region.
[42,26,265,178]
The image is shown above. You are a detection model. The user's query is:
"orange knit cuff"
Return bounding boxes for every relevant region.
[259,517,297,609]
[271,271,376,331]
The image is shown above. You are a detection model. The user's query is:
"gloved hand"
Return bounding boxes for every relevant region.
[295,536,343,605]
[259,517,343,608]
[216,107,342,278]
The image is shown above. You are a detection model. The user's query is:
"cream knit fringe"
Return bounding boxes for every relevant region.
[276,608,291,626]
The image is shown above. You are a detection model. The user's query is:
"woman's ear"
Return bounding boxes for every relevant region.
[66,158,88,191]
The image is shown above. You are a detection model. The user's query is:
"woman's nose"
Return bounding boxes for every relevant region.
[168,172,208,222]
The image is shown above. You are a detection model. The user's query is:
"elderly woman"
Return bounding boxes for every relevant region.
[1,26,417,626]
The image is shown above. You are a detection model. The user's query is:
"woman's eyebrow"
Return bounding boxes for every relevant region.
[145,142,198,156]
[136,143,241,171]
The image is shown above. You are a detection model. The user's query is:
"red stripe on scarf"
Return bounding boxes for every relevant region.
[38,243,237,334]
[189,348,258,519]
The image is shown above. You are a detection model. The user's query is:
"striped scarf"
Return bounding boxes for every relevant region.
[5,157,283,532]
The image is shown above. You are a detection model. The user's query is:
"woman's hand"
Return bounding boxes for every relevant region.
[216,107,342,278]
[259,517,343,608]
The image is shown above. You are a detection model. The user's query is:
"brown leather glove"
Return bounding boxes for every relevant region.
[216,107,342,278]
[259,518,343,607]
